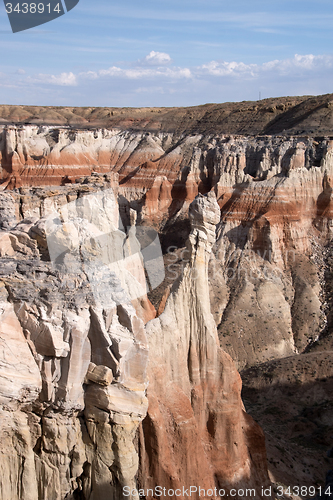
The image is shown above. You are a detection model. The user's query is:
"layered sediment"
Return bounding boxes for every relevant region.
[1,94,333,496]
[0,178,271,499]
[138,192,270,498]
[1,120,333,369]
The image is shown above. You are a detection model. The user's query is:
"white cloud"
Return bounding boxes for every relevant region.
[199,60,258,77]
[197,53,333,80]
[31,72,77,86]
[97,65,191,80]
[140,51,172,66]
[20,53,333,90]
[82,70,99,80]
[2,53,333,106]
[261,54,333,75]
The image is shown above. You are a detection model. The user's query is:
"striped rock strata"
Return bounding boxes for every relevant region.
[2,127,333,370]
[0,185,271,499]
[138,192,270,499]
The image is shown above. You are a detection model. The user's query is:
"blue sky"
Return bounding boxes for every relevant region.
[0,0,333,106]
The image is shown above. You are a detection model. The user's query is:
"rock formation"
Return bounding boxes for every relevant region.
[1,95,333,495]
[138,192,270,498]
[0,179,271,499]
[0,186,152,500]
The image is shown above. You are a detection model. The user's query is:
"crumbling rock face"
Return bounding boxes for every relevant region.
[0,183,272,499]
[3,124,333,368]
[1,124,333,367]
[0,187,152,500]
[2,105,333,496]
[0,192,17,230]
[138,192,271,499]
[213,146,333,369]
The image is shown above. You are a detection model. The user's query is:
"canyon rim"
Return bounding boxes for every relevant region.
[0,94,333,498]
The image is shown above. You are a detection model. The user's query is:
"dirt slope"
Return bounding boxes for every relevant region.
[0,93,333,136]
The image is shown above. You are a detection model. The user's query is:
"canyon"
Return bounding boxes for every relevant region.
[1,93,333,498]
